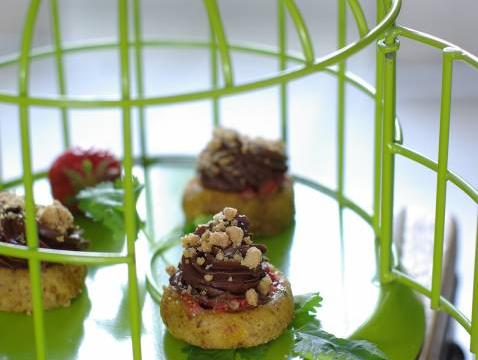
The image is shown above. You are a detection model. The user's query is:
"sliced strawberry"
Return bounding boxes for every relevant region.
[48,148,121,212]
[240,187,256,200]
[259,177,285,196]
[181,294,203,318]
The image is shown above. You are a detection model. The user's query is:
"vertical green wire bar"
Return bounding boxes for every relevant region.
[379,36,399,283]
[471,220,478,353]
[209,12,220,127]
[133,0,155,240]
[336,0,347,277]
[373,0,385,234]
[431,48,455,309]
[19,0,47,359]
[337,0,346,207]
[118,0,142,358]
[49,0,70,149]
[277,0,288,143]
[203,0,234,87]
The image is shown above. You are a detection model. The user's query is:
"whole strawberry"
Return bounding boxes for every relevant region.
[48,148,121,212]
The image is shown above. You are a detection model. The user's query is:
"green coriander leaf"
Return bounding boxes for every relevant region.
[77,177,144,239]
[294,324,387,360]
[182,346,236,360]
[293,293,323,330]
[236,343,270,360]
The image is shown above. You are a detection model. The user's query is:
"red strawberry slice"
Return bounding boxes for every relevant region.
[258,178,281,196]
[48,148,121,212]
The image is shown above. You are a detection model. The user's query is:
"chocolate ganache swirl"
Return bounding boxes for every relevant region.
[197,128,288,193]
[0,193,88,269]
[169,207,274,310]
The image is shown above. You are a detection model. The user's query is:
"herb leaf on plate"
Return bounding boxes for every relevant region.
[182,346,236,360]
[293,326,388,360]
[77,177,144,239]
[292,293,388,360]
[182,343,270,360]
[293,292,323,330]
[236,343,270,360]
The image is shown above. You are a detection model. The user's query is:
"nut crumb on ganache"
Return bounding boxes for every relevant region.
[166,265,177,277]
[197,128,288,193]
[241,247,262,269]
[245,288,258,306]
[37,200,74,236]
[167,207,278,310]
[223,207,237,221]
[258,274,273,296]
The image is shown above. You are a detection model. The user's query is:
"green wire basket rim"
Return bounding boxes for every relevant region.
[0,0,401,109]
[0,38,377,96]
[393,26,478,69]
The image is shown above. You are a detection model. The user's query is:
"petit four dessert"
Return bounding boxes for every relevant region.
[0,192,88,312]
[183,128,294,236]
[161,207,293,349]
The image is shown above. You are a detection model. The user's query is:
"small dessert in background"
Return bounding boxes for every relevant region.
[0,192,89,313]
[183,128,294,236]
[160,207,294,349]
[49,147,121,212]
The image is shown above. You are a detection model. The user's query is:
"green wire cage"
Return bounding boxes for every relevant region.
[0,0,477,358]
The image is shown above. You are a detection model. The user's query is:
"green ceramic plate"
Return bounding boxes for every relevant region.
[0,166,424,359]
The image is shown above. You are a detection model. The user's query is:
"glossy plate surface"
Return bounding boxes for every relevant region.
[0,166,423,359]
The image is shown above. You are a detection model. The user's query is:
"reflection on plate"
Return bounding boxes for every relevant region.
[1,168,382,359]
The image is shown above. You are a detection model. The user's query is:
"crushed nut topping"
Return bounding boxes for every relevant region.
[180,208,252,258]
[245,288,258,307]
[182,233,200,248]
[197,128,287,192]
[36,200,74,236]
[209,231,231,248]
[0,192,25,211]
[258,274,273,296]
[223,207,237,221]
[233,252,243,262]
[215,251,224,261]
[226,225,243,246]
[166,265,177,276]
[241,247,262,269]
[170,208,274,310]
[183,248,196,258]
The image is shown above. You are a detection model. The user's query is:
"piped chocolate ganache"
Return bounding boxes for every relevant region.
[197,128,288,193]
[168,207,277,311]
[0,192,88,269]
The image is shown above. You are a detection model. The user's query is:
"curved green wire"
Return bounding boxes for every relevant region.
[347,0,369,37]
[390,143,478,204]
[203,0,234,87]
[283,0,315,64]
[0,0,401,108]
[392,270,471,333]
